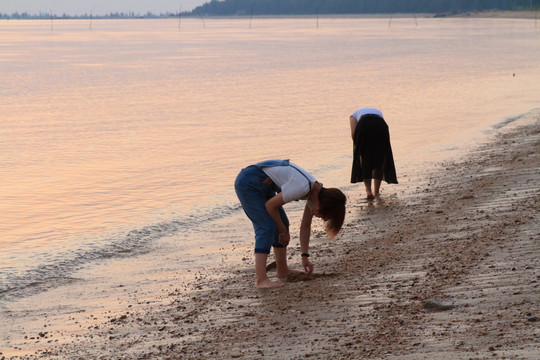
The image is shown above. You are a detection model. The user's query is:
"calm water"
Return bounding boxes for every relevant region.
[1,17,539,300]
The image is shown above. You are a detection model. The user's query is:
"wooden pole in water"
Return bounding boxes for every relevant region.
[388,0,396,27]
[178,2,182,30]
[89,5,95,30]
[197,10,206,28]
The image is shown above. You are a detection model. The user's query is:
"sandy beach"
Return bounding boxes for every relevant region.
[3,113,537,359]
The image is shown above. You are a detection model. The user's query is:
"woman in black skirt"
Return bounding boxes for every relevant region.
[349,108,398,200]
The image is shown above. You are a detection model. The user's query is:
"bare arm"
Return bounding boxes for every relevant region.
[349,116,357,141]
[299,204,314,274]
[265,193,290,246]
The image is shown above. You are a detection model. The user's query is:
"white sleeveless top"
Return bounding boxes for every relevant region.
[262,163,316,203]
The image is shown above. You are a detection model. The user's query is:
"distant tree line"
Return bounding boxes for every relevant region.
[192,0,540,16]
[1,0,538,19]
[0,12,179,20]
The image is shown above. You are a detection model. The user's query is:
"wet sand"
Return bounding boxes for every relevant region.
[2,115,539,359]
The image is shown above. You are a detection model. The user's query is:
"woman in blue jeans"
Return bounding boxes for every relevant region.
[235,160,346,289]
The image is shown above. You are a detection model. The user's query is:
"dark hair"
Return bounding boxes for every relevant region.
[318,187,346,239]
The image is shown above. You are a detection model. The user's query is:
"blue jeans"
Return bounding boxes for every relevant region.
[234,165,289,254]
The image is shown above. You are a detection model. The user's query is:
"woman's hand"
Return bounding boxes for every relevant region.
[279,232,290,246]
[302,256,313,275]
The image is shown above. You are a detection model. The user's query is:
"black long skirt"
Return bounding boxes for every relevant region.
[351,114,398,184]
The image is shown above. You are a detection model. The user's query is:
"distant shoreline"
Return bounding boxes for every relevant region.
[2,10,538,21]
[448,10,539,19]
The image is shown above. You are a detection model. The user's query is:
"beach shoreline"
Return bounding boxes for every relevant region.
[3,112,538,359]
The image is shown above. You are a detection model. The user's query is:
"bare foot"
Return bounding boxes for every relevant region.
[366,192,375,200]
[256,279,283,289]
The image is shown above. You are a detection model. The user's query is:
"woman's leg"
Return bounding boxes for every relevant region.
[274,247,303,279]
[274,246,292,278]
[235,166,282,288]
[364,178,374,199]
[372,166,383,198]
[255,253,283,288]
[373,179,382,197]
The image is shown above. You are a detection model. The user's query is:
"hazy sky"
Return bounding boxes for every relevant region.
[2,0,210,15]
